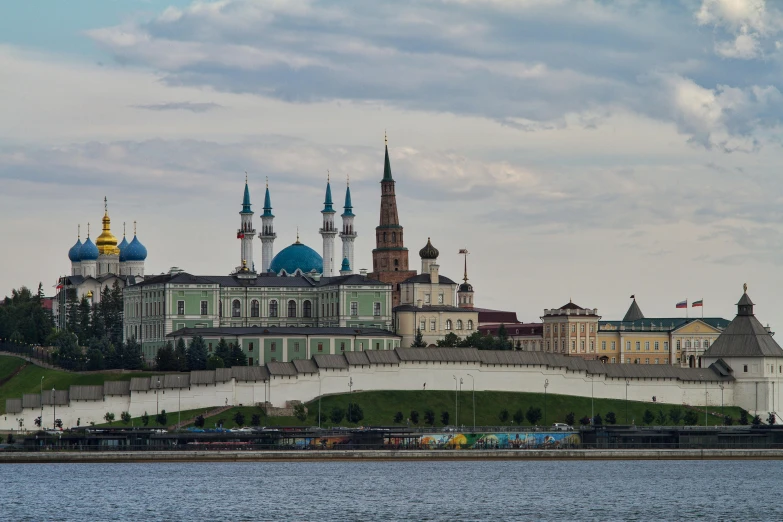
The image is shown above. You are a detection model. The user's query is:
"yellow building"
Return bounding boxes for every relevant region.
[540,301,601,358]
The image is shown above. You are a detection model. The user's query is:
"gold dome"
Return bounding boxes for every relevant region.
[96,197,120,256]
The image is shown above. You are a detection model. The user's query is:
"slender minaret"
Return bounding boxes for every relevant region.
[259,177,276,273]
[237,174,257,273]
[320,172,338,276]
[339,175,357,275]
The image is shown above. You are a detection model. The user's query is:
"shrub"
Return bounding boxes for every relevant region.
[656,410,667,425]
[565,412,575,425]
[104,412,115,425]
[293,403,307,422]
[669,407,683,425]
[141,412,150,426]
[393,411,403,424]
[233,411,245,427]
[120,412,131,425]
[525,406,542,426]
[156,410,168,427]
[767,412,776,425]
[498,409,509,423]
[346,404,364,423]
[194,415,205,428]
[410,410,420,425]
[330,407,345,424]
[440,411,450,425]
[725,415,734,426]
[34,416,42,428]
[513,409,525,425]
[643,410,654,425]
[683,410,699,426]
[605,411,617,425]
[739,410,749,425]
[579,416,591,426]
[424,409,435,426]
[752,414,762,426]
[593,413,602,426]
[251,414,262,427]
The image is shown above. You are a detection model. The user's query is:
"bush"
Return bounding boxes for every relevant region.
[194,415,205,428]
[579,416,591,426]
[393,411,403,424]
[768,412,776,425]
[251,414,261,427]
[55,419,62,429]
[206,355,225,370]
[669,407,683,425]
[605,411,616,425]
[643,409,654,425]
[440,411,450,425]
[346,404,364,423]
[410,410,419,425]
[7,434,14,444]
[683,410,699,426]
[739,410,749,425]
[141,412,150,426]
[752,414,762,426]
[593,413,602,426]
[498,409,509,423]
[656,410,667,425]
[293,403,307,422]
[104,412,115,425]
[233,411,245,427]
[565,412,575,425]
[725,415,734,426]
[513,408,525,425]
[330,407,345,424]
[424,409,435,426]
[121,412,131,425]
[34,416,42,428]
[156,410,168,427]
[526,406,542,426]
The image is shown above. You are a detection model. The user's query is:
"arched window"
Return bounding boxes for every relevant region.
[685,340,691,348]
[303,300,312,318]
[383,232,387,242]
[445,319,452,330]
[218,301,223,317]
[232,299,241,317]
[251,300,260,317]
[456,320,463,330]
[392,232,396,242]
[269,300,278,317]
[467,320,474,330]
[288,300,297,318]
[703,340,709,348]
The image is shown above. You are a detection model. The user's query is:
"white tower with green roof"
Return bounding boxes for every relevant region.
[259,178,276,273]
[320,175,338,276]
[339,178,356,275]
[237,176,256,273]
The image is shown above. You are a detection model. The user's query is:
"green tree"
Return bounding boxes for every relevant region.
[346,404,364,423]
[565,412,575,425]
[513,408,525,425]
[656,409,667,425]
[53,331,82,371]
[293,403,308,421]
[410,410,419,424]
[141,412,150,426]
[593,413,603,426]
[233,411,245,427]
[155,342,176,371]
[525,406,543,426]
[440,411,450,425]
[752,414,762,426]
[251,414,262,427]
[194,415,205,428]
[206,355,225,370]
[683,409,699,426]
[187,336,209,371]
[120,411,131,425]
[104,412,115,425]
[643,409,655,425]
[767,412,776,425]
[739,410,749,425]
[605,411,617,425]
[457,331,485,348]
[86,348,105,371]
[424,409,435,426]
[230,345,248,367]
[411,329,426,348]
[725,415,734,426]
[669,407,683,425]
[174,338,188,371]
[330,406,345,424]
[498,409,509,423]
[122,338,144,370]
[436,333,461,347]
[495,324,512,350]
[394,411,404,423]
[215,338,231,364]
[156,410,168,427]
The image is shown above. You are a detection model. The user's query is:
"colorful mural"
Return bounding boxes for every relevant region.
[386,431,580,449]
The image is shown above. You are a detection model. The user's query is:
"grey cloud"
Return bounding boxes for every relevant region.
[131,101,224,112]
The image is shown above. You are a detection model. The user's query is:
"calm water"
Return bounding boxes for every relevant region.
[3,460,782,521]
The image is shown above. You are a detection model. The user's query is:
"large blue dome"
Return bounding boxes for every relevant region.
[269,242,323,275]
[79,238,99,261]
[118,236,129,254]
[68,239,83,262]
[122,235,147,262]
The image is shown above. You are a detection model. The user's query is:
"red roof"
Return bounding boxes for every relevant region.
[475,308,519,325]
[479,323,543,336]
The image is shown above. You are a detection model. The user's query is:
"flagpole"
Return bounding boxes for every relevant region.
[686,299,688,319]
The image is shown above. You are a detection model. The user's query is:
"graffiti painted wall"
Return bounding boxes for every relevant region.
[388,431,581,449]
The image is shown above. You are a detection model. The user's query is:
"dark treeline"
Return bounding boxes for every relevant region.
[154,337,247,371]
[0,284,53,345]
[413,324,518,350]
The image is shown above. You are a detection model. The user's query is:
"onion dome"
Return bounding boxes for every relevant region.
[122,235,148,262]
[419,237,439,260]
[118,235,129,255]
[96,198,120,255]
[459,282,473,293]
[269,240,323,275]
[79,237,99,261]
[341,257,351,272]
[68,238,83,262]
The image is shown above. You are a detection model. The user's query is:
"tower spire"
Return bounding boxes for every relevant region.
[259,178,276,273]
[237,177,256,274]
[382,133,393,182]
[340,175,357,275]
[320,174,338,276]
[78,224,81,240]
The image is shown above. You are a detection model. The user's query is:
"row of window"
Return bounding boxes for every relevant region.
[545,323,596,334]
[176,299,383,318]
[436,319,475,331]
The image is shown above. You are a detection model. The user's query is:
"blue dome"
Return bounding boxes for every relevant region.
[68,239,83,262]
[341,257,350,272]
[79,237,99,261]
[122,235,147,262]
[269,242,323,275]
[118,236,129,254]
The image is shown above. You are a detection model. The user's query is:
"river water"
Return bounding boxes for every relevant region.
[3,460,781,521]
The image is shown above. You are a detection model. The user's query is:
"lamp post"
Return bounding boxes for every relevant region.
[51,388,56,430]
[156,376,161,416]
[625,379,630,424]
[590,374,594,426]
[178,376,182,431]
[459,378,463,428]
[348,377,353,422]
[318,374,322,429]
[544,379,549,426]
[719,384,725,424]
[453,375,458,427]
[467,373,475,432]
[705,382,708,427]
[40,376,44,429]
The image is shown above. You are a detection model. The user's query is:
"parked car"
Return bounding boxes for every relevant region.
[551,423,572,431]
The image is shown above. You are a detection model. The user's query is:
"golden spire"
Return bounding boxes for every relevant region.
[96,196,119,255]
[77,224,81,241]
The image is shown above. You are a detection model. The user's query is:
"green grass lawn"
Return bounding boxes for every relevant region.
[0,356,27,383]
[180,390,745,430]
[93,408,217,428]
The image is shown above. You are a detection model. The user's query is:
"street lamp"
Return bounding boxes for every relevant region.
[705,382,708,427]
[590,373,594,426]
[178,376,182,431]
[348,377,353,422]
[156,376,161,415]
[318,374,322,429]
[453,375,458,427]
[40,376,44,429]
[625,379,630,424]
[544,379,549,426]
[51,387,56,430]
[466,373,475,432]
[719,384,725,423]
[459,378,463,428]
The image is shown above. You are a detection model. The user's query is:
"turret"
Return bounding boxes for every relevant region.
[120,221,147,277]
[68,225,83,276]
[339,177,357,275]
[259,178,276,273]
[79,223,99,278]
[457,248,474,309]
[320,173,338,276]
[236,175,257,274]
[96,197,120,276]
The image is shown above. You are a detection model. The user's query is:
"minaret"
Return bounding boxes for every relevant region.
[368,133,416,306]
[320,172,338,276]
[237,174,257,274]
[339,176,357,275]
[457,248,474,309]
[259,177,276,273]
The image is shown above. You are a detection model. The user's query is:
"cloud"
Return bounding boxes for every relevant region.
[131,101,223,112]
[695,0,783,59]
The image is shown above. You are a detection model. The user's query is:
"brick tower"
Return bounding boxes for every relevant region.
[368,136,416,306]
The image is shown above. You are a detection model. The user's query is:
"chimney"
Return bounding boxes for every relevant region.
[429,263,439,284]
[359,268,368,276]
[417,299,423,308]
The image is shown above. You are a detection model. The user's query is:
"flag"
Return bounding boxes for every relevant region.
[630,295,635,299]
[692,299,703,307]
[55,283,63,291]
[676,300,687,309]
[458,249,469,254]
[237,232,245,239]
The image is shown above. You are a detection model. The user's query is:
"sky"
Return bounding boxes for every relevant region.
[2,0,783,328]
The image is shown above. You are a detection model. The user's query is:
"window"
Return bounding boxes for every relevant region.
[645,341,650,351]
[445,319,453,330]
[626,341,631,351]
[430,319,436,331]
[664,342,669,351]
[373,302,381,316]
[424,294,431,304]
[645,358,649,364]
[580,324,585,333]
[208,342,213,352]
[611,341,616,351]
[438,294,444,304]
[286,300,297,318]
[546,341,551,351]
[271,357,277,362]
[318,343,323,353]
[744,365,748,373]
[571,340,576,352]
[467,320,474,330]
[375,342,380,350]
[392,232,396,242]
[590,340,594,352]
[654,341,659,351]
[571,324,576,333]
[553,325,558,334]
[456,320,463,330]
[420,320,426,331]
[219,301,223,317]
[685,340,691,348]
[177,301,184,315]
[340,342,345,352]
[200,300,208,315]
[303,300,312,318]
[271,342,276,353]
[251,300,260,317]
[351,302,359,316]
[676,340,681,350]
[703,340,709,348]
[248,357,253,366]
[555,340,559,351]
[580,340,585,352]
[249,342,254,352]
[589,324,594,333]
[546,325,551,334]
[293,342,300,353]
[601,341,607,351]
[635,341,641,351]
[611,357,616,363]
[654,359,658,364]
[269,300,278,317]
[232,299,241,318]
[331,303,335,316]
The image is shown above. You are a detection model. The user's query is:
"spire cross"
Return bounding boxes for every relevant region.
[245,171,248,184]
[104,196,107,213]
[87,223,90,237]
[77,224,81,240]
[460,249,470,283]
[744,282,748,293]
[296,226,300,243]
[123,222,126,237]
[384,130,387,145]
[327,169,330,183]
[134,220,137,236]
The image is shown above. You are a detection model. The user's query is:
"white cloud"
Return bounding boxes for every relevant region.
[695,0,781,59]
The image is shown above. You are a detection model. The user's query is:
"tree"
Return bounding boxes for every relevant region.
[683,409,699,426]
[441,411,450,425]
[346,404,364,423]
[643,409,655,425]
[436,333,461,347]
[394,411,404,424]
[293,403,308,422]
[752,414,762,426]
[156,410,168,427]
[120,411,131,425]
[194,415,205,428]
[768,412,776,425]
[579,416,591,426]
[230,345,248,367]
[330,407,345,424]
[725,415,734,426]
[498,409,509,423]
[669,407,683,425]
[251,414,262,427]
[104,412,115,425]
[593,413,602,426]
[141,412,150,426]
[424,409,435,426]
[121,338,145,371]
[565,412,575,425]
[656,409,667,425]
[513,408,525,425]
[233,411,246,427]
[34,416,42,428]
[739,410,749,425]
[410,410,420,424]
[155,342,176,371]
[174,338,188,371]
[187,336,209,371]
[605,411,617,425]
[411,329,426,348]
[526,406,543,426]
[215,338,231,365]
[206,355,225,370]
[86,348,105,371]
